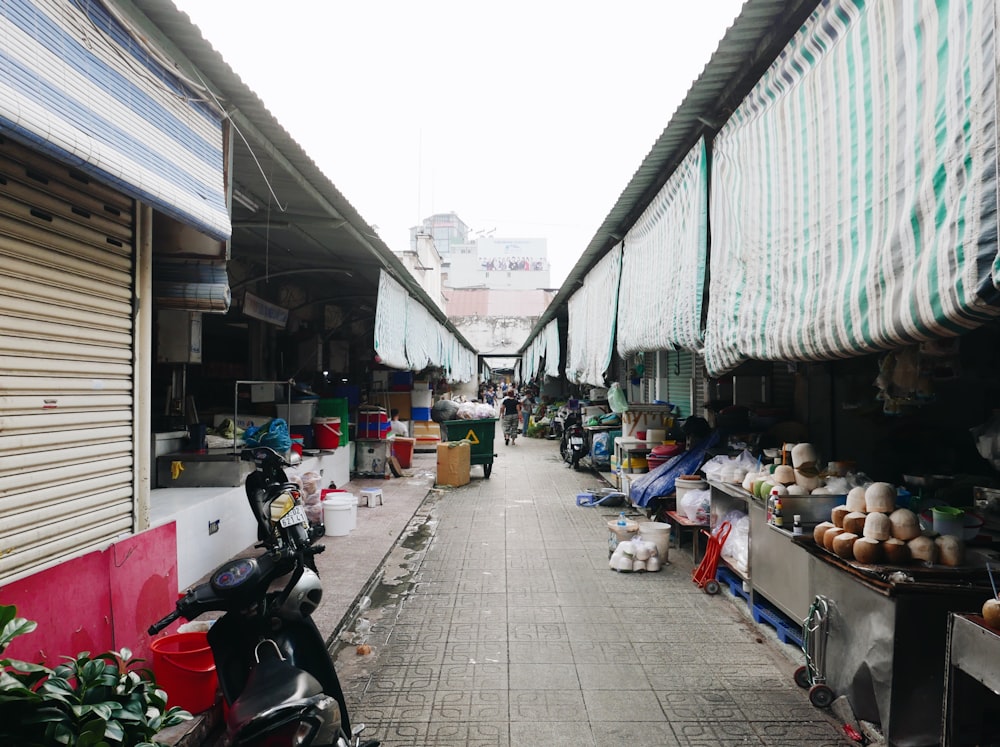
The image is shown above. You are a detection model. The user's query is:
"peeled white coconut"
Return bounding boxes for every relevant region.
[884,538,910,564]
[773,464,796,485]
[935,535,964,567]
[632,559,647,572]
[853,537,884,564]
[889,508,920,541]
[791,442,818,468]
[908,535,939,564]
[843,511,867,535]
[785,484,809,495]
[846,486,868,513]
[814,521,835,545]
[832,532,858,560]
[769,483,788,496]
[863,512,891,541]
[646,555,661,572]
[796,470,821,492]
[811,486,832,495]
[865,482,896,513]
[742,472,757,492]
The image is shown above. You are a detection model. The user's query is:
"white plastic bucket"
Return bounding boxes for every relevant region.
[344,493,358,530]
[323,497,353,536]
[638,521,671,562]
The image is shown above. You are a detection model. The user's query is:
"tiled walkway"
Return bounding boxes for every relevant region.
[331,427,850,746]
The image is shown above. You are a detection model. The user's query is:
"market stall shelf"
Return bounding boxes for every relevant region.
[665,509,707,562]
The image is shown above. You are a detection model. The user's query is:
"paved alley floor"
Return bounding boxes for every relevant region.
[331,427,850,746]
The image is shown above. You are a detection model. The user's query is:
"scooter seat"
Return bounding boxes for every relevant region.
[227,654,326,731]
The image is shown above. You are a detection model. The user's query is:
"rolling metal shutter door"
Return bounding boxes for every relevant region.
[0,137,135,584]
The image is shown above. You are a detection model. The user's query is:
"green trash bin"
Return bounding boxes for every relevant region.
[441,418,498,478]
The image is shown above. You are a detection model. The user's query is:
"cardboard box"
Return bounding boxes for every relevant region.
[412,420,441,451]
[436,441,471,487]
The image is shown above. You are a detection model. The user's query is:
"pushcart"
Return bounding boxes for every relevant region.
[794,595,835,708]
[440,418,498,478]
[692,520,731,595]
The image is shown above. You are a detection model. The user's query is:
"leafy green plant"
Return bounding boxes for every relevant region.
[0,604,192,746]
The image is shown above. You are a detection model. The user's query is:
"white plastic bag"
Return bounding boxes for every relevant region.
[680,487,710,523]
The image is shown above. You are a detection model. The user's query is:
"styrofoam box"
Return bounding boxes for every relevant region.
[275,401,318,424]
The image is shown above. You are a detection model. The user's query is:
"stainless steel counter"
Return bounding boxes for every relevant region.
[800,540,992,746]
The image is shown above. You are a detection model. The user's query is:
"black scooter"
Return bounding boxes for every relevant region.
[560,411,587,470]
[149,446,377,747]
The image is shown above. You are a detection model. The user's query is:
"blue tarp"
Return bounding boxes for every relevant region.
[628,432,721,507]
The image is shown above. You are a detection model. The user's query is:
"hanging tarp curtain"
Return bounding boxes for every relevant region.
[522,316,560,380]
[404,297,435,372]
[566,244,622,386]
[375,270,476,381]
[541,318,560,377]
[0,0,231,240]
[374,271,409,369]
[704,0,999,376]
[618,138,708,357]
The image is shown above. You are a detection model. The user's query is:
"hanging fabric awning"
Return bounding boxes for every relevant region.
[567,245,622,386]
[541,318,560,378]
[618,138,708,357]
[0,0,231,240]
[405,297,435,371]
[374,271,409,369]
[704,0,1000,377]
[375,270,477,380]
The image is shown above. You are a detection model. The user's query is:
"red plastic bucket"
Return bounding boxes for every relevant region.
[391,437,415,468]
[313,417,341,450]
[151,632,218,714]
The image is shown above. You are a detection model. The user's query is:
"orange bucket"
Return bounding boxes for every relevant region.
[151,631,218,713]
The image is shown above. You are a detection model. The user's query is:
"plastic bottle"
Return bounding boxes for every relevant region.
[617,511,627,527]
[793,514,803,536]
[773,496,784,528]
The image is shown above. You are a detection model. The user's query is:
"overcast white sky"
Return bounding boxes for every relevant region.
[171,1,745,287]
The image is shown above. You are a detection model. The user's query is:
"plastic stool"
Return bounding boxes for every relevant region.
[359,488,383,507]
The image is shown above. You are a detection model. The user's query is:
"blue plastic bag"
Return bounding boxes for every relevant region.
[244,418,292,452]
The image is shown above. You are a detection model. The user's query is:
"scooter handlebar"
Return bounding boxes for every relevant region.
[148,608,181,635]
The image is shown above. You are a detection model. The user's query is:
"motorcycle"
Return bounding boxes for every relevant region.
[559,410,587,470]
[148,446,377,747]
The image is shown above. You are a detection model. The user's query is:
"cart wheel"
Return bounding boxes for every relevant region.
[484,462,492,479]
[808,683,834,708]
[793,665,811,689]
[704,579,721,595]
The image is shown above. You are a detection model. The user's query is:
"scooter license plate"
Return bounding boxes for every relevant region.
[570,437,584,446]
[279,505,306,527]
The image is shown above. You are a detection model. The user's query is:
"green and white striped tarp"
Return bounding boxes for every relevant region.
[618,138,708,358]
[522,318,560,381]
[567,245,622,386]
[704,0,999,377]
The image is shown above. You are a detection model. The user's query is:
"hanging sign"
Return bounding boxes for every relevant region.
[243,291,288,328]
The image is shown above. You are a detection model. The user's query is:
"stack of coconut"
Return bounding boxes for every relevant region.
[741,443,833,497]
[813,482,965,567]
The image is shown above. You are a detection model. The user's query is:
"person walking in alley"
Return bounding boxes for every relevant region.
[520,390,535,437]
[500,389,521,445]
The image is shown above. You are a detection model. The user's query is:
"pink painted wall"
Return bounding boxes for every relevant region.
[1,522,178,668]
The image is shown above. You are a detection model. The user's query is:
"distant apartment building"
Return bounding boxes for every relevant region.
[410,213,552,291]
[404,213,554,358]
